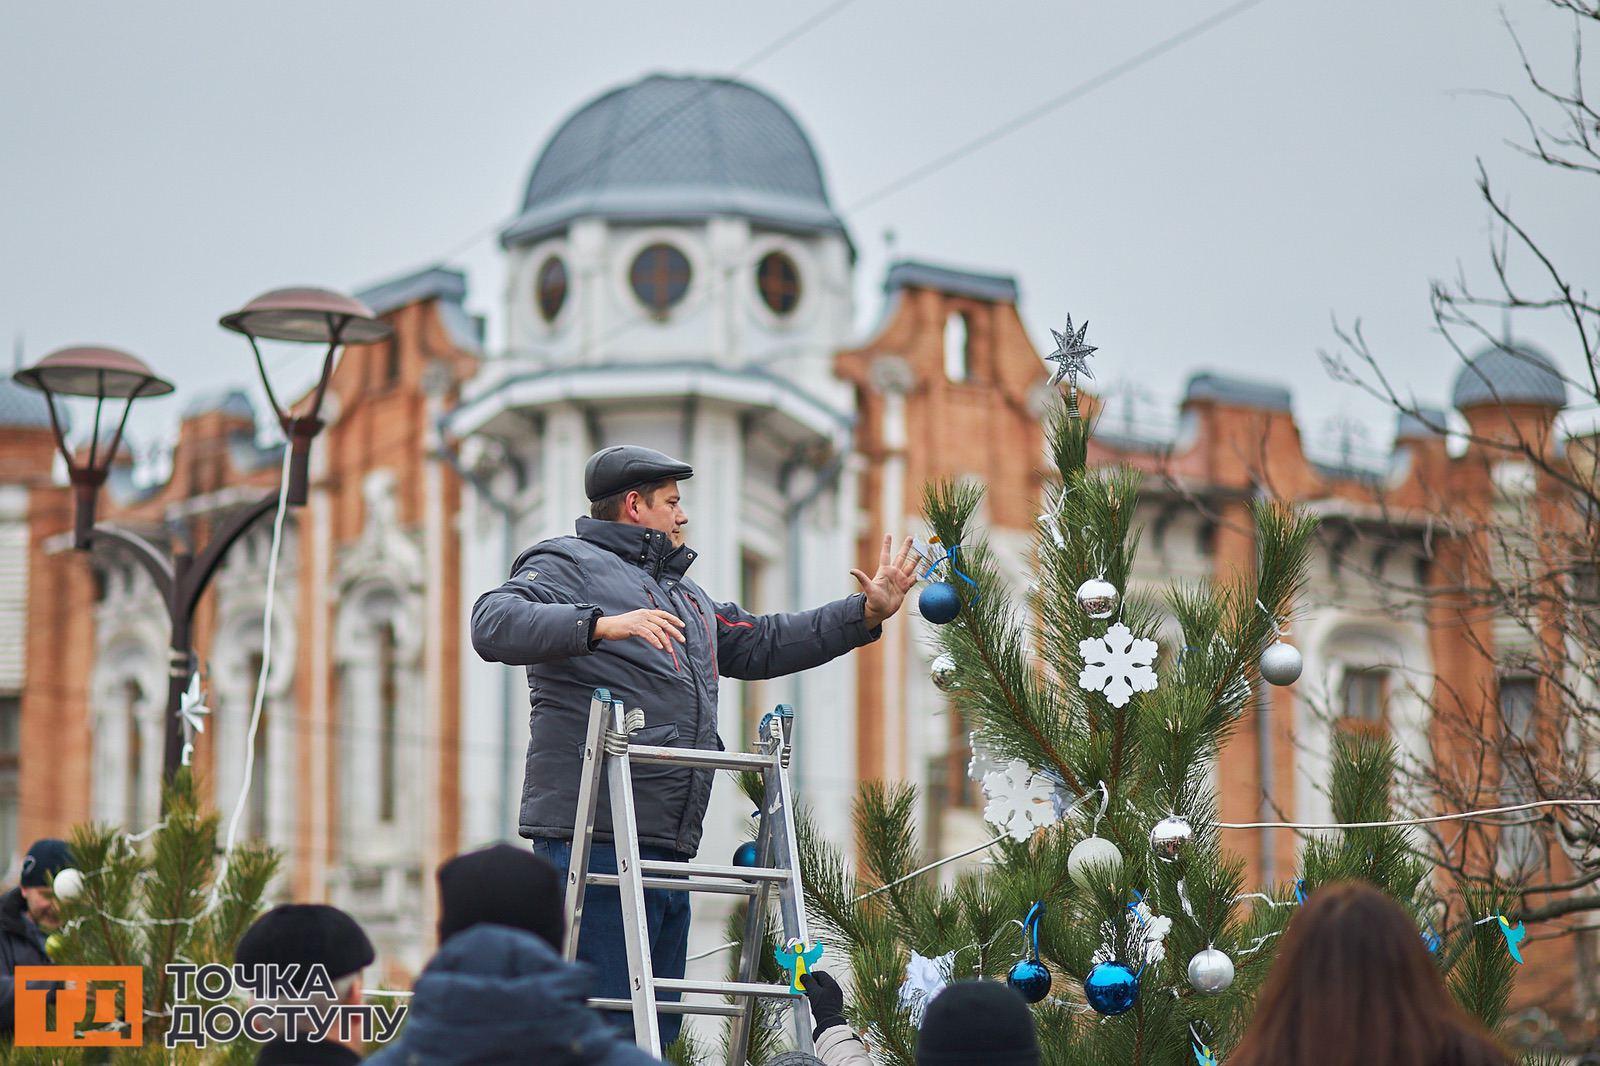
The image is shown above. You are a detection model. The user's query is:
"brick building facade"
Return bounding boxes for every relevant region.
[3,71,1592,1034]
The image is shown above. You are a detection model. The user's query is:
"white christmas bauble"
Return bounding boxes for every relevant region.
[930,653,958,692]
[1067,835,1123,889]
[1187,948,1235,994]
[52,867,84,901]
[1075,577,1120,621]
[1260,641,1303,686]
[1149,815,1193,863]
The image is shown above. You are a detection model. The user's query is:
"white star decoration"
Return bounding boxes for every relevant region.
[981,759,1061,842]
[1046,315,1098,386]
[1078,622,1159,708]
[899,950,955,1026]
[179,672,209,767]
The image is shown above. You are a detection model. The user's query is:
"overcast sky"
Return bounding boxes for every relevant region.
[3,0,1594,468]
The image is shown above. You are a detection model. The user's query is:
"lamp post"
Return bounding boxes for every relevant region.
[14,288,390,789]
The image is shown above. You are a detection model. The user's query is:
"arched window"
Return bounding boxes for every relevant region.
[536,256,568,322]
[246,653,270,839]
[630,244,691,316]
[0,697,18,866]
[1339,667,1388,734]
[123,679,146,829]
[378,621,399,824]
[944,313,972,382]
[756,252,801,315]
[1497,677,1542,875]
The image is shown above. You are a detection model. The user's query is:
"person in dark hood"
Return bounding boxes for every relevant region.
[235,904,375,1065]
[365,845,656,1065]
[915,980,1040,1066]
[471,444,921,1047]
[0,838,74,1032]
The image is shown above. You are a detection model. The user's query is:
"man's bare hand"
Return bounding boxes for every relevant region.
[595,609,686,650]
[851,535,922,629]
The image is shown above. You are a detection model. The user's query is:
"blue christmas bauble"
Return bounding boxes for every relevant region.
[1083,961,1139,1016]
[733,841,760,868]
[919,582,962,625]
[1006,958,1052,1004]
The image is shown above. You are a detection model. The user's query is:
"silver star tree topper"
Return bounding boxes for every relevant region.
[1046,315,1098,386]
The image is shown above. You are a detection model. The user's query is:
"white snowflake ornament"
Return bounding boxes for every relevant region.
[1078,622,1159,708]
[1129,898,1174,964]
[981,759,1060,842]
[967,732,1008,783]
[899,950,955,1026]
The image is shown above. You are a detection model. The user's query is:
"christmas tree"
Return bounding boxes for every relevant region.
[8,771,278,1064]
[793,383,1526,1065]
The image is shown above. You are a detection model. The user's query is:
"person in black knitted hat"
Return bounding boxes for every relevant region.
[235,904,374,1065]
[365,846,656,1066]
[916,980,1040,1066]
[1,839,75,1032]
[436,843,563,948]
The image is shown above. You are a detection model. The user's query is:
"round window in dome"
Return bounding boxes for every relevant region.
[536,256,568,322]
[629,244,691,316]
[756,252,801,316]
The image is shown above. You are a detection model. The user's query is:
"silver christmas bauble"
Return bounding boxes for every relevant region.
[1186,948,1235,994]
[1075,577,1120,620]
[930,653,958,692]
[1259,640,1303,686]
[1067,835,1123,889]
[1149,815,1194,863]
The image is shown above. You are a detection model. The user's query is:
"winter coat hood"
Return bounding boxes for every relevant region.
[364,924,656,1066]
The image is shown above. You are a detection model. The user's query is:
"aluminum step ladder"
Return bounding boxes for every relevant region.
[563,688,816,1061]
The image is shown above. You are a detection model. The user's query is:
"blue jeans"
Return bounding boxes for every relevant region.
[531,837,692,1049]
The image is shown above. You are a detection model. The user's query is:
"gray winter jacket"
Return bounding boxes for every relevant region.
[472,517,881,856]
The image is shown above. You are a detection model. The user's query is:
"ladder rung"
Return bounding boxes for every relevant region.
[589,998,746,1017]
[641,860,790,882]
[656,978,798,999]
[627,745,776,772]
[587,873,760,896]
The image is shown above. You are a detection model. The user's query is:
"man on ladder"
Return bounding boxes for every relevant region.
[471,445,920,1050]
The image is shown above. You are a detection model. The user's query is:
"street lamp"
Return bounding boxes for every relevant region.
[220,286,392,506]
[13,287,390,788]
[13,346,176,549]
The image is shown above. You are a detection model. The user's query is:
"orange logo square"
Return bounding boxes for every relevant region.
[14,965,143,1047]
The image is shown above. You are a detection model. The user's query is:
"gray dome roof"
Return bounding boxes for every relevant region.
[1451,343,1566,410]
[0,377,54,429]
[501,74,848,248]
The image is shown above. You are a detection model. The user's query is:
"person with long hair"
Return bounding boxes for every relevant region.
[1229,880,1512,1066]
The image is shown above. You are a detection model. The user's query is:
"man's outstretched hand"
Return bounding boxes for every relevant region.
[799,969,847,1034]
[851,534,921,629]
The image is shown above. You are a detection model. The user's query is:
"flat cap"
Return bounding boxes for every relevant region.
[584,445,693,502]
[236,904,374,982]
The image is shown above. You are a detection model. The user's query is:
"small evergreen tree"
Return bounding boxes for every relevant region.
[795,404,1524,1064]
[4,771,277,1063]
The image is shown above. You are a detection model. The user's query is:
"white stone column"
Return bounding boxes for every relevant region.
[306,479,334,897]
[540,406,591,543]
[570,219,608,364]
[707,217,749,368]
